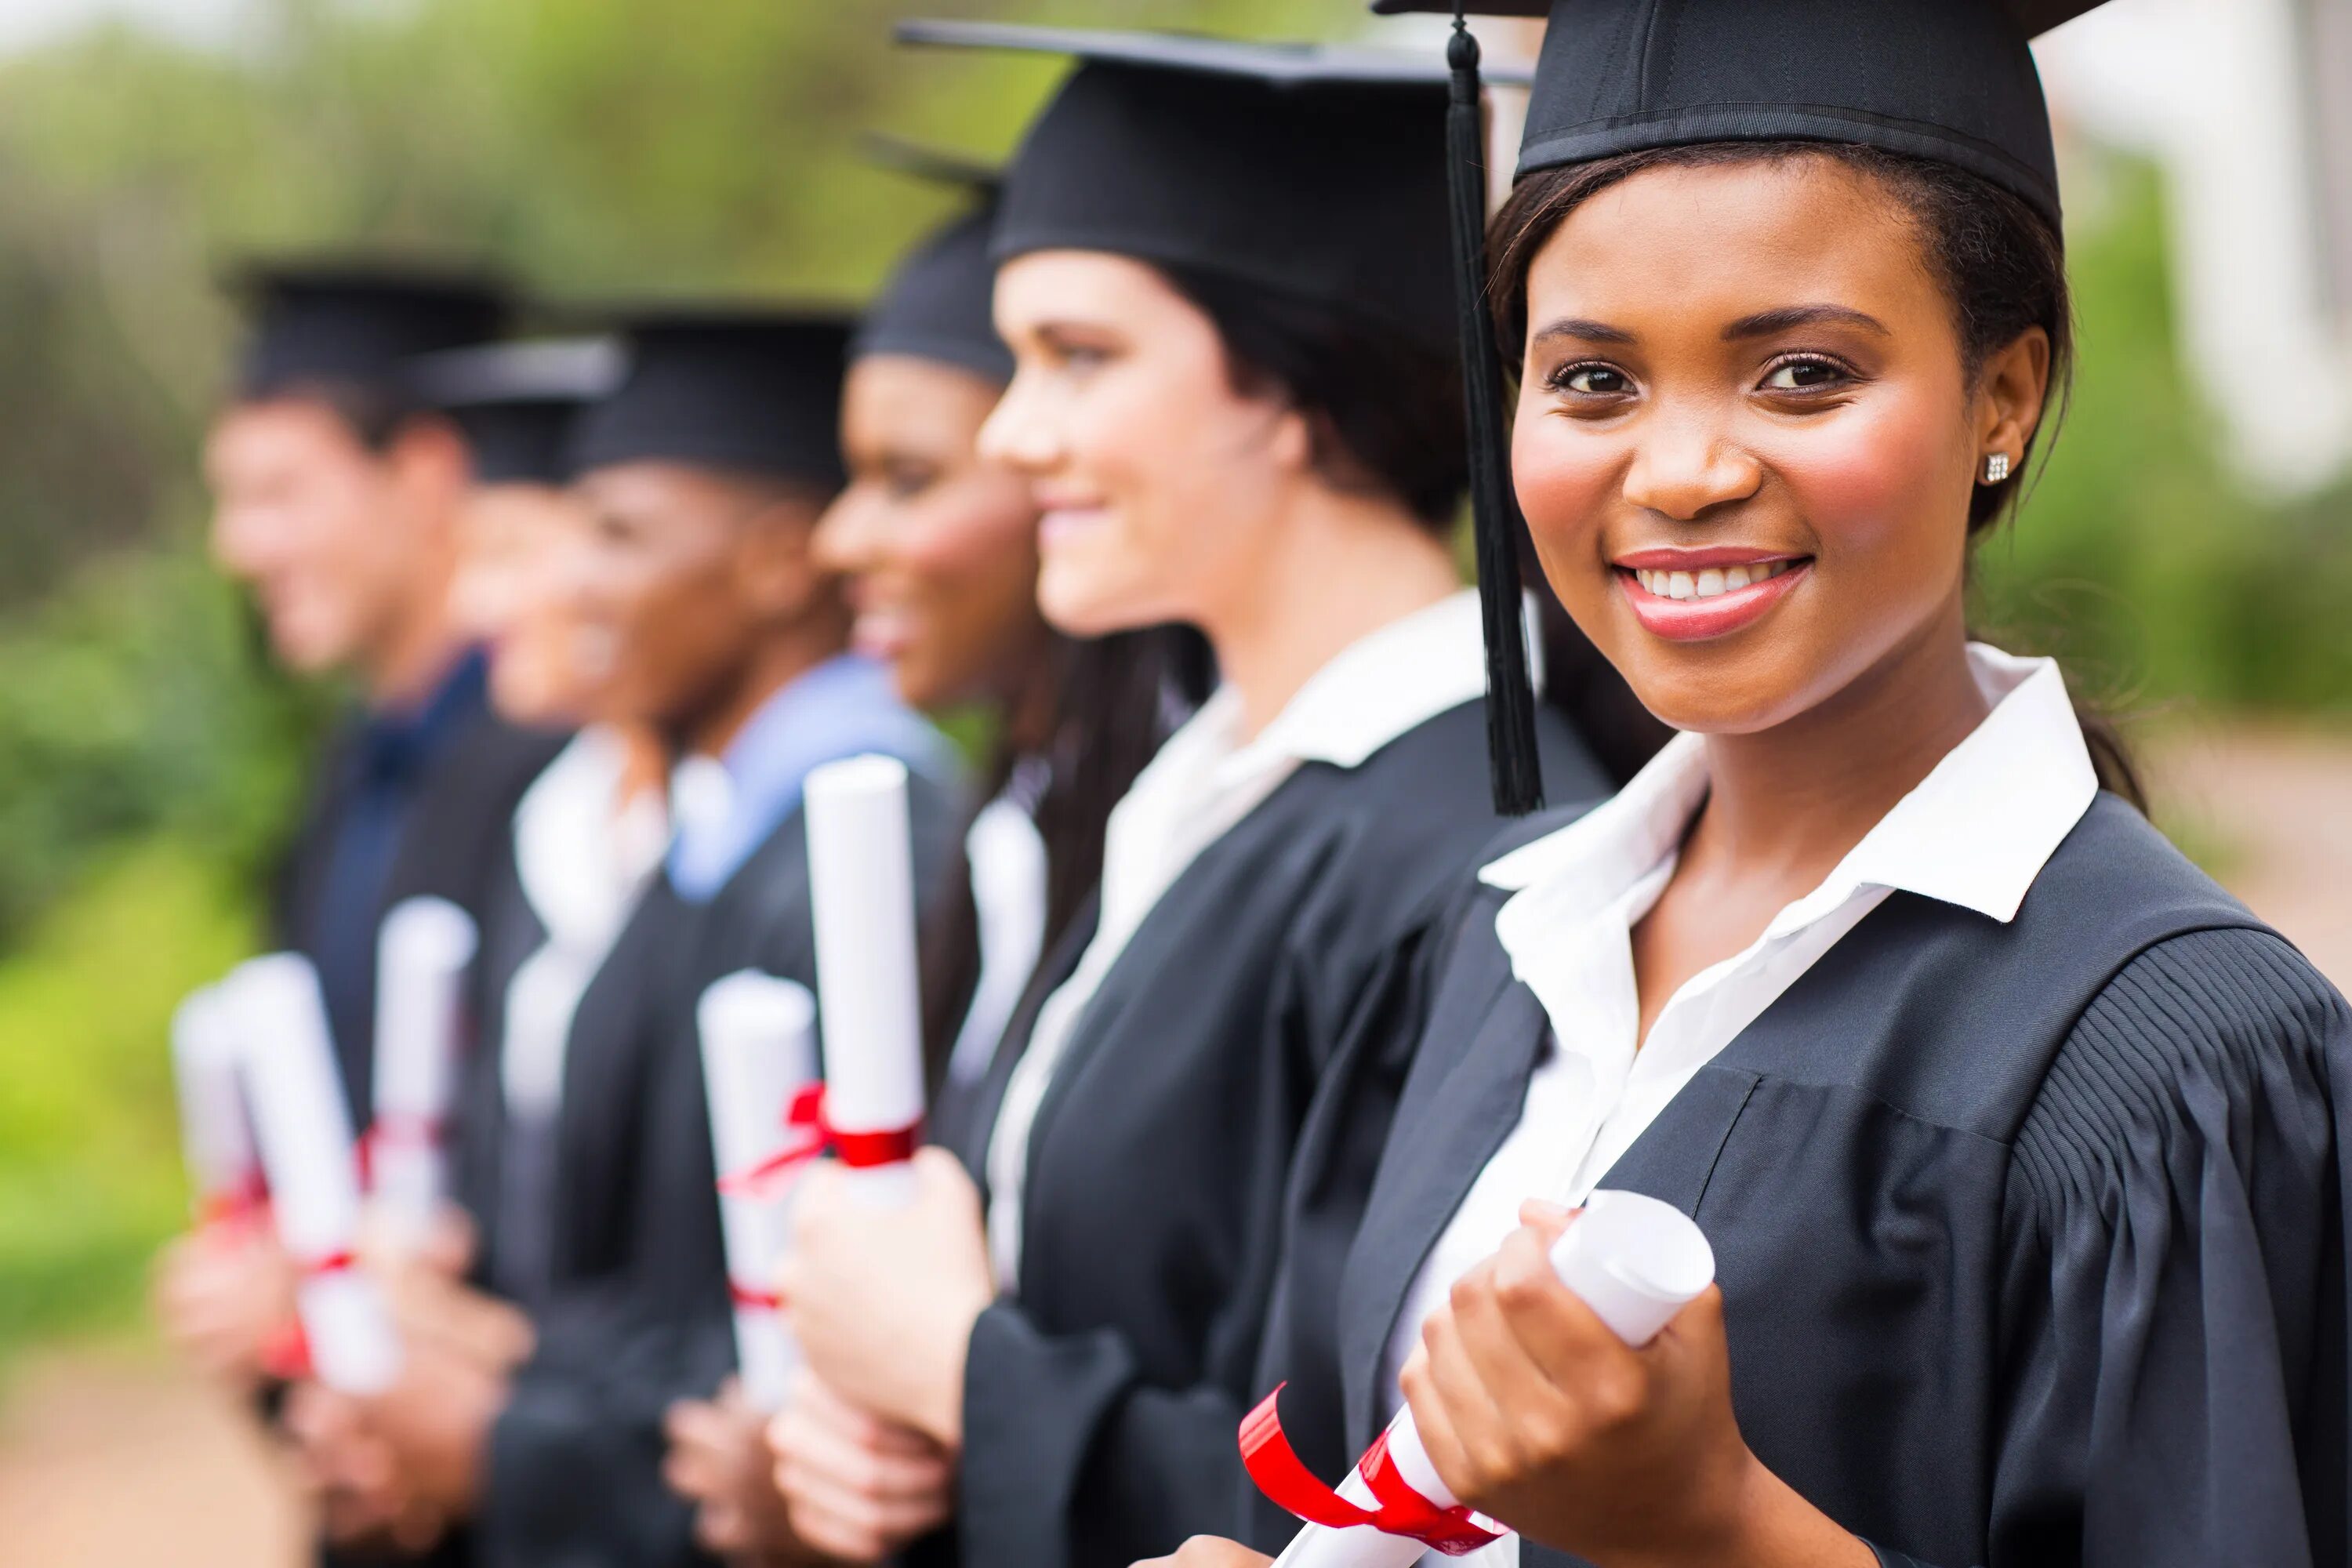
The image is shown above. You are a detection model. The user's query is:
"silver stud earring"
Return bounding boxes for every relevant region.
[1983,452,2012,485]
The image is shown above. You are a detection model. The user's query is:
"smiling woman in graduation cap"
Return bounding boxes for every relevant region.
[1150,3,2352,1568]
[767,24,1613,1568]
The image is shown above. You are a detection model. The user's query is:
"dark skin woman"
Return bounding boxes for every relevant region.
[1151,134,2348,1568]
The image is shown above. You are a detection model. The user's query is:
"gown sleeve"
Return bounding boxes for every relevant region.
[1868,926,2352,1568]
[955,906,1443,1568]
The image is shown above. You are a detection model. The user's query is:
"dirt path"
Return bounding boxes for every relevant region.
[0,1343,306,1568]
[0,723,2342,1568]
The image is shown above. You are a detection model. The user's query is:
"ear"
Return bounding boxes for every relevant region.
[383,415,474,517]
[732,491,836,624]
[1264,403,1317,479]
[1974,326,2052,477]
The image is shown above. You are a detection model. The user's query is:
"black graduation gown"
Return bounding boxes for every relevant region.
[1247,793,2352,1568]
[946,699,1606,1568]
[465,771,961,1568]
[274,681,563,1129]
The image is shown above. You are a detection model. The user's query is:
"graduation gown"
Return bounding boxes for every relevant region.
[463,771,961,1568]
[947,699,1606,1568]
[1248,793,2352,1568]
[273,664,562,1128]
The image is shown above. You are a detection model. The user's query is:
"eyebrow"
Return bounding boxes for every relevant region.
[1722,304,1890,340]
[1530,317,1638,348]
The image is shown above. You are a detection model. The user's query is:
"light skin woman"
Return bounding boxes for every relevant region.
[766,247,1468,1562]
[1145,147,2065,1568]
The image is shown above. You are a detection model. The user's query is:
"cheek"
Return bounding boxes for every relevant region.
[1512,412,1624,603]
[1766,390,1961,572]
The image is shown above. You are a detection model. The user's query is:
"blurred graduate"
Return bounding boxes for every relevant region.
[156,264,561,1453]
[1141,3,2352,1566]
[291,307,963,1567]
[766,26,1620,1568]
[655,162,1203,1561]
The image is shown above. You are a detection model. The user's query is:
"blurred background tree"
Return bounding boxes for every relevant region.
[0,0,2345,1364]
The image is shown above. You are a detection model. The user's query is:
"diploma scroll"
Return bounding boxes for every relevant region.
[1260,1191,1716,1566]
[171,984,266,1227]
[699,971,822,1412]
[228,953,401,1394]
[369,897,479,1243]
[803,754,927,1208]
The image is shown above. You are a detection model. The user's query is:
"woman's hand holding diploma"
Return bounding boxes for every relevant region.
[1395,1200,1871,1568]
[777,1146,993,1449]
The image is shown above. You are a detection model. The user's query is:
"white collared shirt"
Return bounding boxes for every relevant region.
[1378,645,2100,1568]
[501,728,670,1121]
[984,587,1497,1288]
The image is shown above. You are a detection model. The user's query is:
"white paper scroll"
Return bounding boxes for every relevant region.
[227,953,401,1394]
[1273,1191,1717,1568]
[803,754,926,1207]
[697,971,822,1412]
[170,984,263,1224]
[369,896,479,1243]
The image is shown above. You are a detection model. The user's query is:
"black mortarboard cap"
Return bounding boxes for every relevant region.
[896,23,1461,350]
[227,259,510,401]
[852,139,1014,385]
[1372,0,2115,223]
[564,309,854,491]
[408,337,624,486]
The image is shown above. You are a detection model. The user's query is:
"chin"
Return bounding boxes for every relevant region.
[1034,567,1135,641]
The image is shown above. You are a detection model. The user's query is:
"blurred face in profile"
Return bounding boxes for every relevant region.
[448,481,610,727]
[815,354,1047,713]
[568,460,836,738]
[981,249,1305,638]
[205,396,461,678]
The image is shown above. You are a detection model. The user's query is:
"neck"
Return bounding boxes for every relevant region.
[1690,595,1987,887]
[362,564,466,713]
[1196,486,1461,740]
[677,611,852,761]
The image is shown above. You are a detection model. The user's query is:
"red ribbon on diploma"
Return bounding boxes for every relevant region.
[199,1167,272,1230]
[717,1084,921,1199]
[356,1111,446,1192]
[259,1250,361,1381]
[1240,1384,1503,1556]
[730,1279,782,1312]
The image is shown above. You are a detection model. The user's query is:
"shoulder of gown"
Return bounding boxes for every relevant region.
[1974,924,2352,1568]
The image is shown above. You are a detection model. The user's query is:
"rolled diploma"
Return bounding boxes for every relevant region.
[171,984,262,1221]
[803,755,926,1208]
[230,953,401,1394]
[370,897,480,1241]
[1273,1190,1716,1568]
[698,971,821,1412]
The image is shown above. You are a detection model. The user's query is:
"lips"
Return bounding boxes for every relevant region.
[1614,554,1811,641]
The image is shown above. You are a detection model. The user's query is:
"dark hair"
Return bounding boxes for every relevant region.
[1155,263,1470,532]
[245,376,430,452]
[1487,140,2145,808]
[918,623,1205,1079]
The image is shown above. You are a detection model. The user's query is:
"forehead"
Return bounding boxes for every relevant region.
[993,249,1190,326]
[1526,156,1942,329]
[209,396,366,461]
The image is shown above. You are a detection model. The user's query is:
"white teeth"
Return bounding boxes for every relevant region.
[1632,560,1793,599]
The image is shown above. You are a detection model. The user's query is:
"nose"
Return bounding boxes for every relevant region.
[811,488,880,575]
[1621,405,1763,523]
[975,372,1062,476]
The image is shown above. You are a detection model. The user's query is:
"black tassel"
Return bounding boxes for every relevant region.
[1445,13,1544,817]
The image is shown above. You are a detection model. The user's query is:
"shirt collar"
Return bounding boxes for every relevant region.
[1482,644,2099,927]
[1211,586,1494,786]
[666,653,956,903]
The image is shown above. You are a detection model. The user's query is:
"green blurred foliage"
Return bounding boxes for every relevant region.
[1973,156,2352,717]
[0,0,2345,1355]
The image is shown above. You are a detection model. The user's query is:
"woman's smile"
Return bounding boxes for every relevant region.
[1613,545,1811,641]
